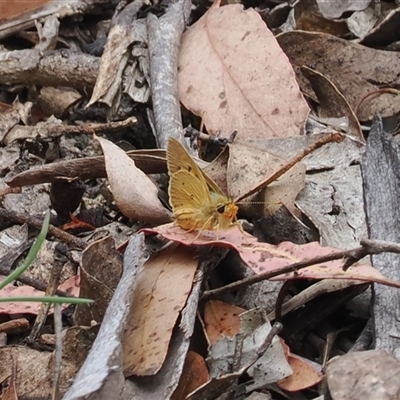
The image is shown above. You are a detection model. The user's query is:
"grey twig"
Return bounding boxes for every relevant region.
[147,0,191,149]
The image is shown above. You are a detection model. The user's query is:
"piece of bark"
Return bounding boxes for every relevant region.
[88,0,145,110]
[0,49,98,90]
[63,234,148,400]
[147,0,191,149]
[361,115,400,354]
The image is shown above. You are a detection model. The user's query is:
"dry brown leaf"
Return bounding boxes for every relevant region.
[277,339,323,391]
[277,31,400,121]
[0,326,94,399]
[73,237,122,326]
[301,65,363,142]
[179,1,309,143]
[96,135,171,224]
[224,142,306,217]
[202,145,230,195]
[1,355,18,400]
[123,244,198,377]
[261,162,306,217]
[204,300,244,345]
[226,143,287,201]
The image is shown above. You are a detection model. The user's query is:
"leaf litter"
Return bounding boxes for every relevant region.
[0,0,399,399]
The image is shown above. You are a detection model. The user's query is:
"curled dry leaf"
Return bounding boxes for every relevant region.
[178,1,309,143]
[96,135,171,224]
[277,339,323,391]
[73,236,123,326]
[301,66,363,142]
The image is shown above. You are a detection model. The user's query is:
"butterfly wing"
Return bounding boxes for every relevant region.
[167,137,239,234]
[169,170,214,230]
[167,138,226,197]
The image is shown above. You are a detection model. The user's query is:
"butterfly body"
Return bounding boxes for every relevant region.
[167,138,240,239]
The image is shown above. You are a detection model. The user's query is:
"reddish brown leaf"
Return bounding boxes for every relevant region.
[172,351,210,399]
[143,224,400,288]
[0,276,80,315]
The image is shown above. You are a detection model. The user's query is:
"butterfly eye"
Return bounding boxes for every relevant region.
[217,205,226,214]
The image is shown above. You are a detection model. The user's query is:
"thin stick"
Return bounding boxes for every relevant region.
[234,132,343,202]
[0,208,87,249]
[202,238,400,301]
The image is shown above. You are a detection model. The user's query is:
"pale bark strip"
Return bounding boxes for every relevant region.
[0,49,98,90]
[361,115,400,354]
[147,0,191,149]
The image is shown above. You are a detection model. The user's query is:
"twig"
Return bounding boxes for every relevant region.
[26,243,64,344]
[354,88,399,117]
[0,49,98,90]
[147,0,191,149]
[361,238,400,255]
[235,132,343,202]
[0,208,87,249]
[202,238,400,301]
[202,246,364,300]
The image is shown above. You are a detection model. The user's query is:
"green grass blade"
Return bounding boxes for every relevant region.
[0,211,50,291]
[0,296,93,304]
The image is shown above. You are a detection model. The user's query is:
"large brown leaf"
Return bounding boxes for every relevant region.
[178,1,309,143]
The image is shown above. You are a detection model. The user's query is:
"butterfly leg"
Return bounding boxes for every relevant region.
[230,218,252,244]
[190,215,215,243]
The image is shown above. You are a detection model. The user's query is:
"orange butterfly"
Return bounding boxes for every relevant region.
[167,138,244,240]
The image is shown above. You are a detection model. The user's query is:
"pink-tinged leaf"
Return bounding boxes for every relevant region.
[0,275,80,315]
[178,1,309,143]
[142,224,400,288]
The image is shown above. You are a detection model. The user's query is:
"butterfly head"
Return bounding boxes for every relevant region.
[217,201,238,219]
